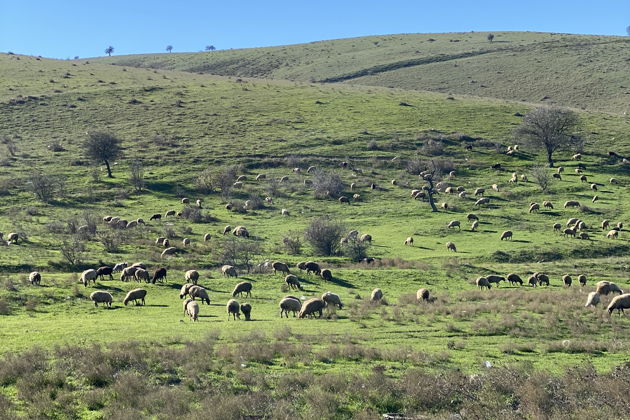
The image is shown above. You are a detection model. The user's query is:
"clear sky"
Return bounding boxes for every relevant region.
[1,0,628,59]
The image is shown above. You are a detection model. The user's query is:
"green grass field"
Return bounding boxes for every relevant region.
[0,42,629,418]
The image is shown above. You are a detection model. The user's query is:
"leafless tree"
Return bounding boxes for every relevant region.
[304,217,345,256]
[129,160,145,192]
[514,107,581,167]
[530,165,553,192]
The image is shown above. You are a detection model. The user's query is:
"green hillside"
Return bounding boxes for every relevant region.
[95,32,630,113]
[0,52,629,418]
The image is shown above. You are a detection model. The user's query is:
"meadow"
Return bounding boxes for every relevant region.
[0,43,629,418]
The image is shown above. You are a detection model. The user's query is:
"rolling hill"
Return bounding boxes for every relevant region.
[94,32,630,114]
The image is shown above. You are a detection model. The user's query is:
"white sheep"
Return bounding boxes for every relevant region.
[81,269,97,287]
[185,270,200,285]
[227,299,240,320]
[607,293,630,315]
[123,289,147,306]
[161,247,177,258]
[279,297,302,317]
[90,291,113,307]
[584,292,600,307]
[370,288,383,302]
[188,286,210,305]
[29,271,41,286]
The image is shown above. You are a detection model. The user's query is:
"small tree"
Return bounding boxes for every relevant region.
[530,165,553,192]
[128,160,145,192]
[341,237,371,262]
[60,237,86,266]
[166,45,173,53]
[205,45,216,51]
[27,171,66,203]
[105,46,114,56]
[487,33,495,42]
[213,237,261,273]
[514,107,581,167]
[84,131,121,178]
[304,217,345,256]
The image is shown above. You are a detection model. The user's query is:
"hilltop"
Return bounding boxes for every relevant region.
[94,32,630,114]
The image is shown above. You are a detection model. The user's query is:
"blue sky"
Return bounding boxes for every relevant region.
[1,0,628,58]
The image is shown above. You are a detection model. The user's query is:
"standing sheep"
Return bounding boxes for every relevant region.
[320,269,333,282]
[29,271,41,286]
[134,268,150,283]
[240,303,252,320]
[507,273,523,286]
[500,231,513,241]
[476,277,491,290]
[179,283,195,299]
[553,223,562,233]
[280,297,302,318]
[81,269,97,287]
[123,289,147,306]
[305,261,321,275]
[226,299,240,320]
[486,275,505,286]
[298,298,326,318]
[151,267,167,284]
[584,292,600,307]
[96,266,114,281]
[471,220,479,231]
[578,274,587,286]
[7,233,18,244]
[447,220,461,230]
[272,261,291,275]
[446,242,457,252]
[222,265,238,277]
[416,288,430,302]
[189,286,211,305]
[370,288,383,302]
[285,275,304,290]
[562,275,572,287]
[607,294,630,315]
[601,220,610,230]
[90,291,113,307]
[537,273,550,286]
[184,299,199,322]
[321,291,343,309]
[527,276,538,287]
[232,281,253,298]
[185,269,200,285]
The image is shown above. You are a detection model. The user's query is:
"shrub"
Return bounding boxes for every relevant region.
[60,237,86,266]
[27,171,66,203]
[421,139,445,156]
[304,217,345,256]
[311,170,345,199]
[128,160,145,192]
[341,237,371,262]
[212,237,262,272]
[282,231,302,255]
[97,230,126,253]
[530,165,553,192]
[179,206,209,223]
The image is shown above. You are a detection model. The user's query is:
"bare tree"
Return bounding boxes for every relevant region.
[1,136,17,156]
[514,107,581,167]
[213,237,261,273]
[487,33,495,42]
[105,46,114,56]
[27,171,66,203]
[311,170,344,198]
[530,165,553,192]
[129,160,145,192]
[60,237,86,266]
[166,45,173,53]
[304,217,345,256]
[84,131,121,178]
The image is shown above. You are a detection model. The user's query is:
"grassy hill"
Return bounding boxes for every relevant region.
[0,52,629,418]
[94,32,630,114]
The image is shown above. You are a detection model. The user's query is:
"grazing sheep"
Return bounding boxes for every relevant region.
[232,281,253,298]
[476,277,491,290]
[474,188,485,196]
[475,197,490,206]
[486,275,505,286]
[279,176,289,182]
[255,173,267,181]
[7,233,18,244]
[123,288,147,306]
[103,216,112,223]
[564,201,580,208]
[444,186,454,194]
[446,241,457,252]
[370,288,383,302]
[606,230,619,239]
[222,225,231,235]
[281,208,290,216]
[563,228,576,238]
[447,220,461,230]
[95,266,114,281]
[537,273,550,286]
[134,269,149,283]
[203,233,212,242]
[305,261,321,275]
[165,210,176,217]
[441,202,449,210]
[81,269,97,287]
[572,153,582,160]
[553,223,562,233]
[360,233,372,242]
[195,199,202,208]
[181,198,190,205]
[155,237,166,246]
[592,195,599,203]
[29,271,41,286]
[579,232,590,240]
[285,274,304,290]
[528,276,538,287]
[507,273,523,286]
[161,247,177,258]
[580,175,588,183]
[179,283,195,299]
[578,274,587,286]
[449,171,456,178]
[458,191,467,198]
[182,238,191,247]
[120,266,137,282]
[185,270,200,285]
[189,286,211,305]
[599,220,610,231]
[607,294,630,315]
[151,267,167,284]
[149,213,162,221]
[90,291,113,307]
[322,291,343,309]
[280,297,302,317]
[125,220,137,229]
[562,275,572,287]
[609,178,619,185]
[320,269,333,282]
[296,261,307,271]
[232,226,249,238]
[299,298,326,318]
[553,173,562,180]
[240,303,252,320]
[227,299,240,320]
[338,196,350,204]
[184,299,199,322]
[500,231,513,241]
[567,218,579,226]
[590,183,597,191]
[585,292,600,307]
[596,281,623,296]
[391,179,398,186]
[471,220,479,231]
[557,166,564,173]
[307,166,316,173]
[416,288,430,302]
[543,201,553,209]
[404,236,414,246]
[529,203,540,213]
[520,174,528,182]
[163,239,170,248]
[272,261,290,275]
[411,189,421,197]
[617,222,624,229]
[467,213,479,222]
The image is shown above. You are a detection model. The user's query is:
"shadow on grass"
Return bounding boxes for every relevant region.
[328,277,356,289]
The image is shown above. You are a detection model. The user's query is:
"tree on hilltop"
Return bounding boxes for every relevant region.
[105,46,114,56]
[487,33,495,42]
[514,107,582,168]
[205,45,216,51]
[84,131,122,178]
[166,45,173,53]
